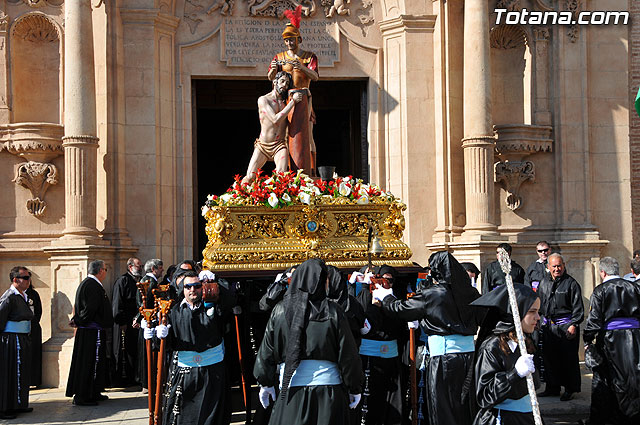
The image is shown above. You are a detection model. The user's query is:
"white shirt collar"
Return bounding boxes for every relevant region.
[88,274,103,287]
[507,339,518,353]
[180,297,201,311]
[603,275,621,283]
[145,272,158,282]
[9,285,28,302]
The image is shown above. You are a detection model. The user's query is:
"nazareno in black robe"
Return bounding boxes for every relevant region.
[25,284,42,387]
[66,277,114,401]
[537,272,583,393]
[253,258,363,425]
[0,288,34,413]
[355,265,406,425]
[327,266,366,347]
[470,283,542,425]
[162,279,236,425]
[381,252,483,425]
[482,260,526,294]
[111,272,140,387]
[583,277,640,424]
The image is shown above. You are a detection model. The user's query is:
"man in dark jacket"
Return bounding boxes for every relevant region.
[111,257,142,386]
[482,243,525,294]
[581,257,640,425]
[66,260,114,405]
[524,240,551,291]
[537,253,584,401]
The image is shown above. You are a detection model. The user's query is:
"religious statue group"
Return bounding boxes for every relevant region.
[243,5,319,183]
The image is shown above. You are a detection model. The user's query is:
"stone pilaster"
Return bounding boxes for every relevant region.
[461,0,496,237]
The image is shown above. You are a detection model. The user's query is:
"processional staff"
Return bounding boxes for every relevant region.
[497,248,543,425]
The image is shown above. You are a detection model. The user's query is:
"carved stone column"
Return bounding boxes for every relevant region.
[462,0,496,236]
[61,0,100,240]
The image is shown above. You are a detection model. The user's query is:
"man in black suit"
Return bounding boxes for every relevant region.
[482,243,526,294]
[66,260,114,406]
[111,257,142,386]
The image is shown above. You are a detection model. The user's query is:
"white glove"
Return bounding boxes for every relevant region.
[155,324,170,339]
[141,319,148,328]
[360,318,371,335]
[143,324,154,340]
[349,393,361,409]
[259,386,276,409]
[515,354,535,378]
[349,272,364,284]
[363,272,373,284]
[372,285,394,302]
[408,320,419,329]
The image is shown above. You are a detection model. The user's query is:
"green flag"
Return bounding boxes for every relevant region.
[636,86,640,118]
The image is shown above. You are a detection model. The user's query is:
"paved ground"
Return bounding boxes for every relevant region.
[0,365,593,425]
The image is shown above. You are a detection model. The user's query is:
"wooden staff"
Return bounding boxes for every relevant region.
[137,280,156,425]
[497,248,543,425]
[234,312,247,407]
[154,298,173,425]
[141,308,157,425]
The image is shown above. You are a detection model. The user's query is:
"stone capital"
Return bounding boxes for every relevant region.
[379,14,436,37]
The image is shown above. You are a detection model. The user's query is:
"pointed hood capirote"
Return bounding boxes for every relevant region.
[471,283,538,334]
[327,265,349,312]
[428,251,480,328]
[280,258,329,399]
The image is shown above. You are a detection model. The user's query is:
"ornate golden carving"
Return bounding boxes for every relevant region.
[202,200,412,270]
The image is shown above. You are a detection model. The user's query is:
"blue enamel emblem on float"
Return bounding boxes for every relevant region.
[306,220,318,232]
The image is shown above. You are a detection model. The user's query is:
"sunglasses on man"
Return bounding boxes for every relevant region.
[184,283,203,290]
[537,248,550,253]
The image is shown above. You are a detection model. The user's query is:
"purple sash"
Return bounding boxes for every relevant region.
[542,315,571,326]
[78,322,103,330]
[605,318,640,330]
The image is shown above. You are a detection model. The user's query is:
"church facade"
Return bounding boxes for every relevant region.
[0,0,635,387]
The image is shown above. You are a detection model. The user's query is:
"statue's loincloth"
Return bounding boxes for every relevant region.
[255,137,287,161]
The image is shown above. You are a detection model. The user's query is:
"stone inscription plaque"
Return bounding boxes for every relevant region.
[221,17,339,68]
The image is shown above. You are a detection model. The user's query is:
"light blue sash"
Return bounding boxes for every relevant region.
[3,320,31,334]
[359,338,399,358]
[278,360,342,388]
[495,394,532,412]
[177,342,224,367]
[427,334,474,357]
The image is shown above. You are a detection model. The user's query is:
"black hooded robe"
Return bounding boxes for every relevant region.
[0,288,33,414]
[470,283,542,425]
[25,284,42,387]
[254,259,363,425]
[327,266,366,347]
[355,266,406,425]
[111,272,140,387]
[66,277,114,402]
[380,253,482,425]
[537,272,583,393]
[162,280,236,425]
[583,277,640,424]
[473,336,538,425]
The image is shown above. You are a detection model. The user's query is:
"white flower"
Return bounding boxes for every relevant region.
[207,194,214,202]
[359,187,369,197]
[333,172,338,179]
[264,177,273,185]
[357,195,369,204]
[338,182,351,196]
[282,193,291,203]
[313,185,321,196]
[299,192,311,205]
[268,193,279,208]
[201,205,210,216]
[220,193,232,203]
[344,176,351,182]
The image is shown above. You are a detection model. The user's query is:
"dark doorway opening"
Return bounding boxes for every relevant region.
[193,78,368,257]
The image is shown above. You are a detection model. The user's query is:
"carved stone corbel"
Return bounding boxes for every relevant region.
[494,160,534,211]
[248,0,317,17]
[13,161,59,216]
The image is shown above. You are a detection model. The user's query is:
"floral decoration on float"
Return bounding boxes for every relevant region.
[201,170,412,271]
